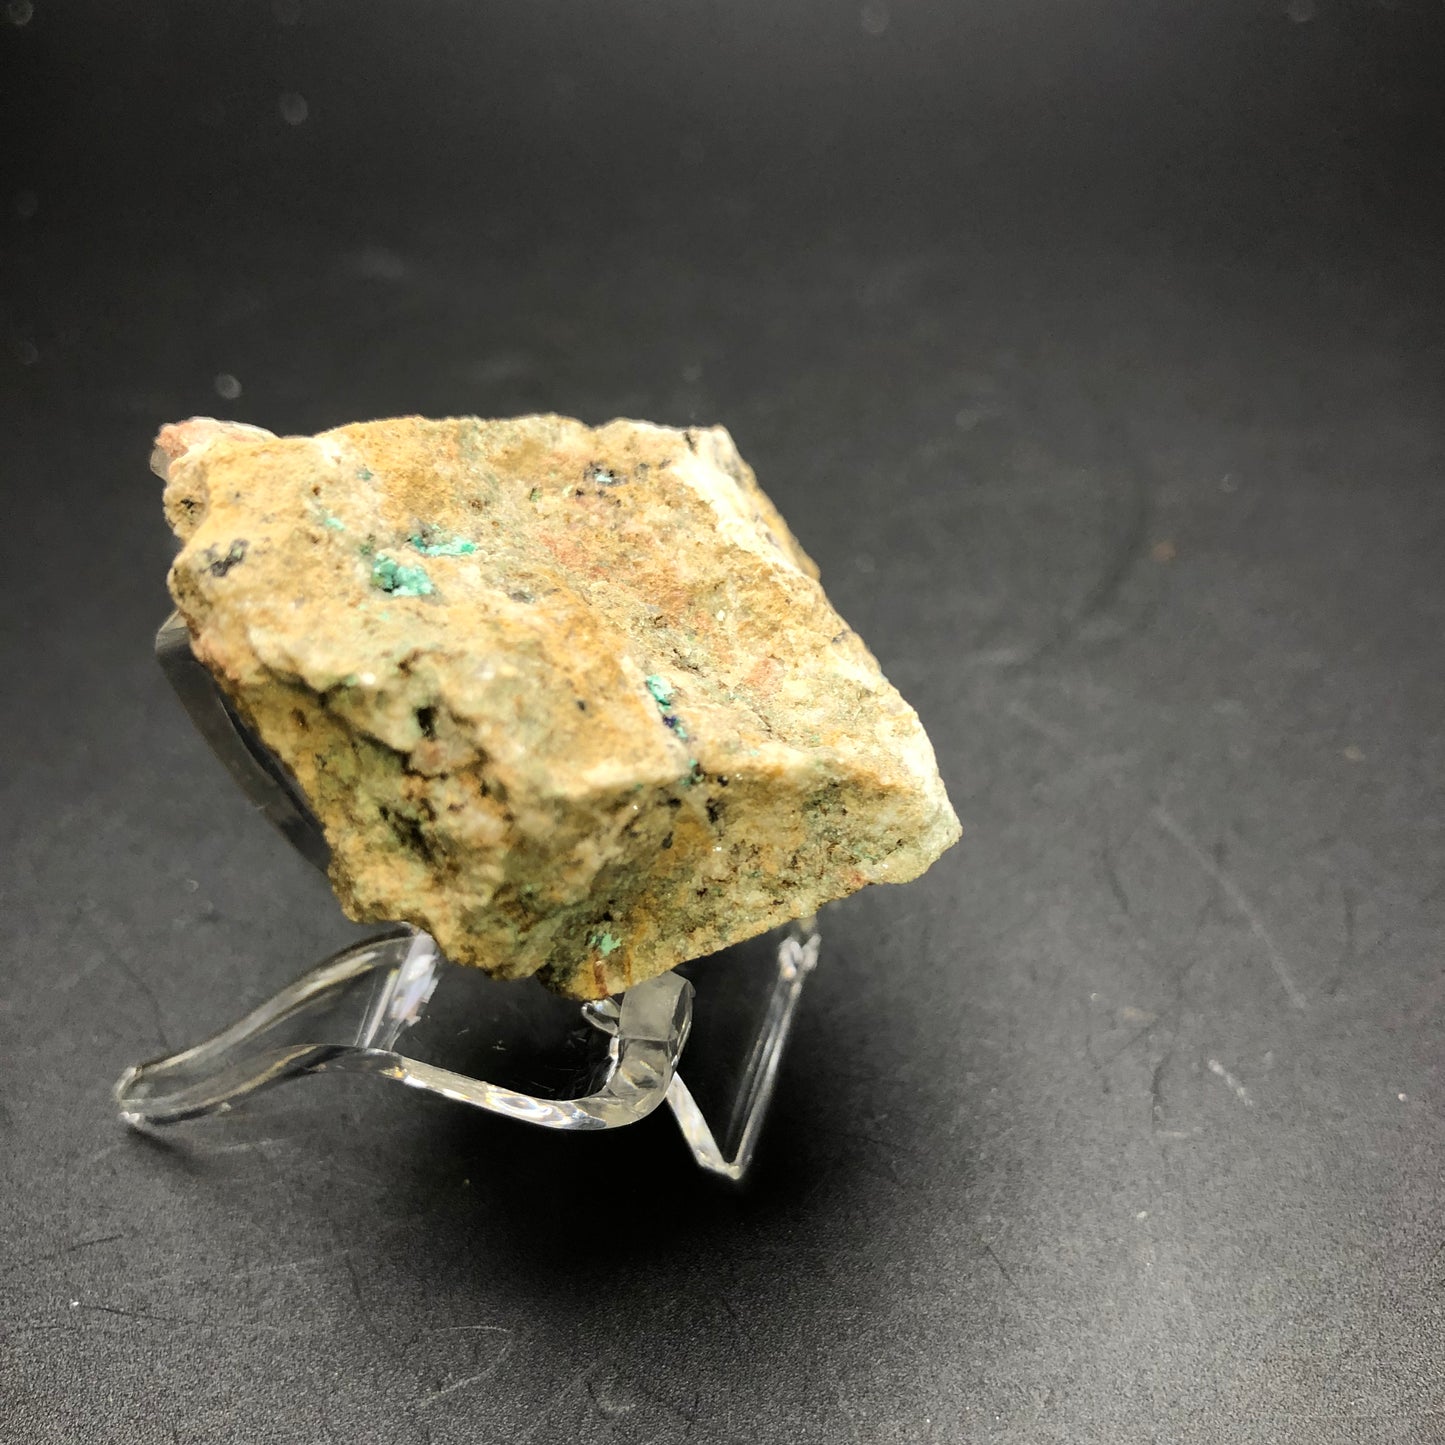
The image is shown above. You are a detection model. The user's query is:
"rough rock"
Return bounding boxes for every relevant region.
[155,413,960,999]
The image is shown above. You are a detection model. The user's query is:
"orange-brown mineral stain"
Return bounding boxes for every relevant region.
[744,655,784,698]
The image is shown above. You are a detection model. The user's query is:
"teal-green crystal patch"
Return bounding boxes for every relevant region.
[645,673,690,740]
[590,930,623,956]
[371,553,434,597]
[409,531,477,557]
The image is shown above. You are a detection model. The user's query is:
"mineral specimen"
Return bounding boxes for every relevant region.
[155,414,960,999]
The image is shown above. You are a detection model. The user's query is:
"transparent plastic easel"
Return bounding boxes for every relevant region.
[114,615,820,1181]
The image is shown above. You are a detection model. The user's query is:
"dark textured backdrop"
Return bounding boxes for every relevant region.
[5,3,1445,1441]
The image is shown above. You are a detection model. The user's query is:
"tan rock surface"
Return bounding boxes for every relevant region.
[155,413,960,998]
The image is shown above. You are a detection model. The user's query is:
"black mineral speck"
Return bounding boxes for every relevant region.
[205,539,249,576]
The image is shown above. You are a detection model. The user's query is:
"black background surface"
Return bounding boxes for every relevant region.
[5,2,1445,1440]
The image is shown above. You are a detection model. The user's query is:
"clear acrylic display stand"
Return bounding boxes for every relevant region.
[114,615,820,1180]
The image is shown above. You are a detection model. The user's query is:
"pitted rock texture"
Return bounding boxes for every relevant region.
[156,414,960,998]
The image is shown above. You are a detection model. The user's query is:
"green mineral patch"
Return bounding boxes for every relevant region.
[371,554,434,597]
[645,673,689,739]
[590,930,623,956]
[409,529,477,557]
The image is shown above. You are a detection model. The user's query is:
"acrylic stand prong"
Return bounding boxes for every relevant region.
[114,927,693,1132]
[120,614,820,1179]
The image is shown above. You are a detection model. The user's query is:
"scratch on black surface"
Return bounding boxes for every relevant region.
[596,1371,703,1437]
[1325,886,1357,997]
[76,1302,192,1327]
[1195,837,1228,926]
[344,1253,388,1346]
[1004,698,1077,754]
[856,1131,907,1183]
[643,1380,700,1440]
[1007,412,1153,672]
[1340,875,1442,1000]
[1151,805,1307,1010]
[1100,1021,1156,1068]
[983,1241,1022,1298]
[1150,1054,1170,1131]
[425,1322,513,1336]
[713,1288,746,1350]
[1100,840,1132,916]
[1,1230,127,1277]
[414,1341,515,1408]
[115,1211,432,1293]
[1080,998,1112,1097]
[113,955,172,1051]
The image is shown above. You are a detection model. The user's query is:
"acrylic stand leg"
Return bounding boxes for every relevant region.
[665,928,819,1180]
[125,612,819,1179]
